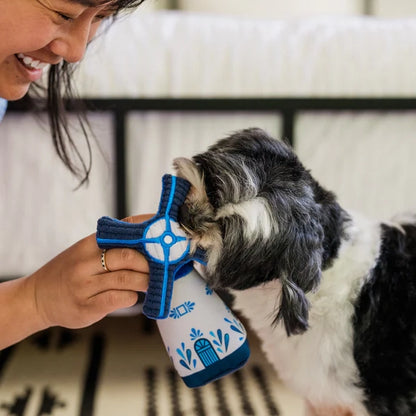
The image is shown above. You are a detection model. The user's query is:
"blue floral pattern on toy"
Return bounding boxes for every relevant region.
[210,329,230,354]
[190,328,203,341]
[224,317,246,341]
[157,268,251,387]
[172,324,234,371]
[177,342,198,370]
[169,301,195,319]
[205,285,213,295]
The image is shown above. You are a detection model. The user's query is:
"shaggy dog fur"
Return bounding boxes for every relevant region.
[173,128,416,416]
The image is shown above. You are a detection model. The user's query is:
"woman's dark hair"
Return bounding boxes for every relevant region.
[31,0,147,186]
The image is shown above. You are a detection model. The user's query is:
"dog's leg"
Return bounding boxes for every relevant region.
[306,402,355,416]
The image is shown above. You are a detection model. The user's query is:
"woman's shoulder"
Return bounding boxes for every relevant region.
[0,98,7,122]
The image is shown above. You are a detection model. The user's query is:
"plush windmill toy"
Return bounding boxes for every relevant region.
[96,175,250,388]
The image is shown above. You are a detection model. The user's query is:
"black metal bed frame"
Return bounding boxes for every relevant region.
[8,97,416,219]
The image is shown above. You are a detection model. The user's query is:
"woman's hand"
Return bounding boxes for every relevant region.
[30,214,151,330]
[0,214,151,350]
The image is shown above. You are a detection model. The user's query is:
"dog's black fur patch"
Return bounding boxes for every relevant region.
[353,223,416,415]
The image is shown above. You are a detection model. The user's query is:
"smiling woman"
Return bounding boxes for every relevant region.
[0,0,147,183]
[0,0,151,352]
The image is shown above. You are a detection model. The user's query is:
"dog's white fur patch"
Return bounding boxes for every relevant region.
[216,197,276,240]
[231,213,380,414]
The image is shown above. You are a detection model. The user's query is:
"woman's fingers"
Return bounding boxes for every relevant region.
[89,290,140,315]
[95,214,154,274]
[98,248,149,275]
[28,214,155,331]
[90,270,149,295]
[88,267,151,315]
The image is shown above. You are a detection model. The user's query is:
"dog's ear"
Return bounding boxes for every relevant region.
[275,217,324,336]
[173,157,223,258]
[173,157,204,191]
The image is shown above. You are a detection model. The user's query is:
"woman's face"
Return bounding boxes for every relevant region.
[0,0,114,100]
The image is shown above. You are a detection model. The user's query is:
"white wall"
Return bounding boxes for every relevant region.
[149,0,416,18]
[177,0,363,18]
[374,0,416,17]
[140,0,168,11]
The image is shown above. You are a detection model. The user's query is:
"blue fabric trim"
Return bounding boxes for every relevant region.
[96,237,145,246]
[182,339,251,388]
[0,99,7,123]
[160,176,176,316]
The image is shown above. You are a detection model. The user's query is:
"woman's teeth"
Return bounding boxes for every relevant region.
[16,53,48,70]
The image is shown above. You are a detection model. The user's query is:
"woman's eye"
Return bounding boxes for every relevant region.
[56,13,111,24]
[56,12,74,21]
[95,11,116,22]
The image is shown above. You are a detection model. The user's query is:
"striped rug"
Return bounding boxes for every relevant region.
[0,316,303,416]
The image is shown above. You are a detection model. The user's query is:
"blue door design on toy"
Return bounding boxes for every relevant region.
[194,338,219,367]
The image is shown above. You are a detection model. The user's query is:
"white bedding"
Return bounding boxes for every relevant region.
[76,12,416,97]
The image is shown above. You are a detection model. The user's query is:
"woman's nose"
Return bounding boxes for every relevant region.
[48,20,98,63]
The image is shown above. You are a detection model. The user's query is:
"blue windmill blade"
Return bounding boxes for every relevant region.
[96,175,207,320]
[157,175,190,218]
[96,217,146,249]
[143,262,174,319]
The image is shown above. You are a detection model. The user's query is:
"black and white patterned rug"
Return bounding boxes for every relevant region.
[0,316,303,416]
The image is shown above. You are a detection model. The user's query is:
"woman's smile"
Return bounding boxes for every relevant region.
[13,53,49,82]
[16,53,49,70]
[0,0,108,100]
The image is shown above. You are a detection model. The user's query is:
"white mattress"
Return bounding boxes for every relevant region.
[76,11,416,97]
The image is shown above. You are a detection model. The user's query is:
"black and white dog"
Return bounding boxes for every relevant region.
[174,128,416,416]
